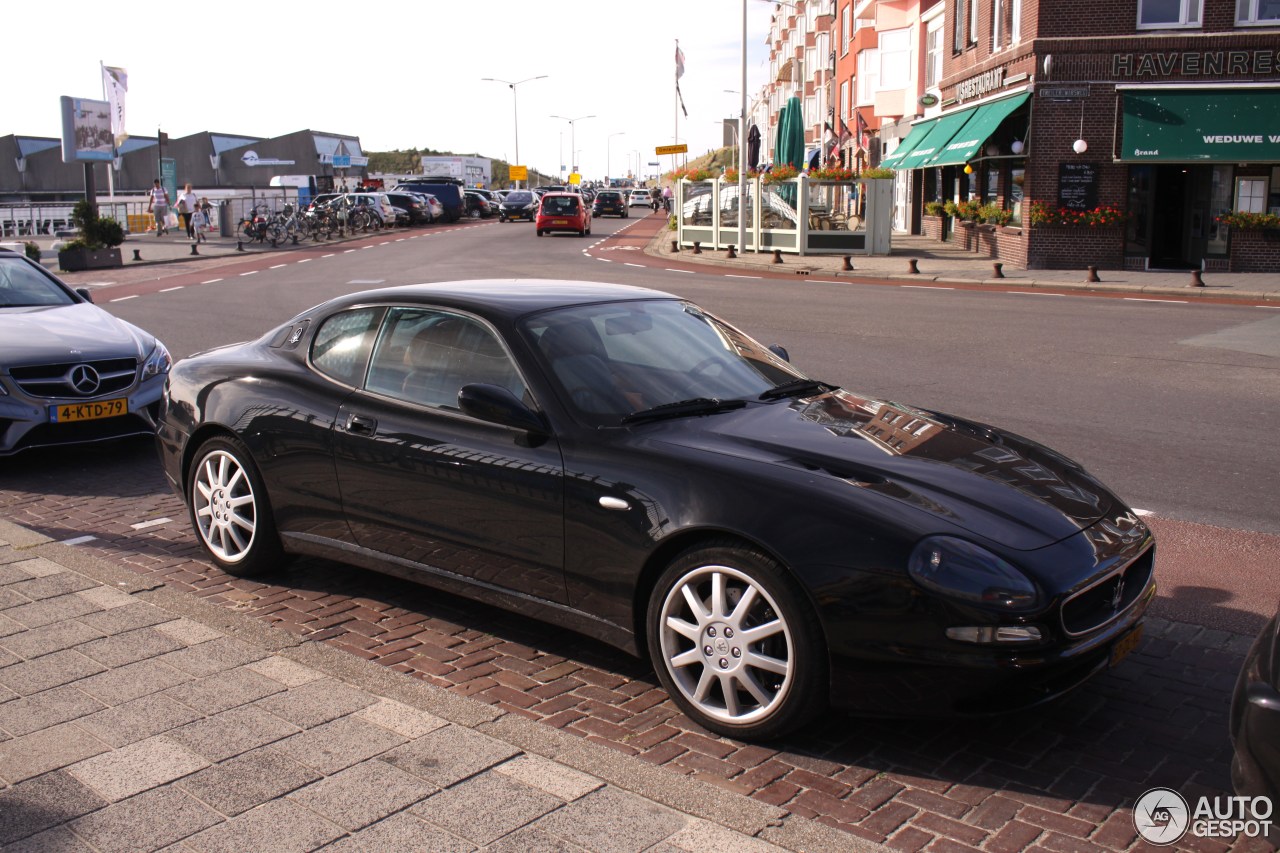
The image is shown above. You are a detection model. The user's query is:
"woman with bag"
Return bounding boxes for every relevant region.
[175,183,199,240]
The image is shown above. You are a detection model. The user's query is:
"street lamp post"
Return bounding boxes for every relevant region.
[550,114,595,183]
[481,75,547,189]
[606,132,624,184]
[738,0,748,253]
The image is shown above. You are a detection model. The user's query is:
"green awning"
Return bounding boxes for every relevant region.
[1121,89,1280,162]
[895,108,979,170]
[925,93,1030,167]
[880,119,938,169]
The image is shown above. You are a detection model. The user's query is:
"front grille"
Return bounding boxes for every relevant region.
[9,358,138,399]
[1061,546,1155,636]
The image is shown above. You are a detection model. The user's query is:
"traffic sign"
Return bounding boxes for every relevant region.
[510,165,528,181]
[655,144,688,156]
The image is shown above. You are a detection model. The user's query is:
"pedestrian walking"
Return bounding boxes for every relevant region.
[175,183,199,240]
[147,179,170,236]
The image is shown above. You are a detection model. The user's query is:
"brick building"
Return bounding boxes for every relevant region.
[890,0,1280,270]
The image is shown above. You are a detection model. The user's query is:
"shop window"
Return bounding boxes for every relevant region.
[1235,178,1268,213]
[1009,166,1025,225]
[1207,165,1231,255]
[1236,0,1280,23]
[1138,0,1202,28]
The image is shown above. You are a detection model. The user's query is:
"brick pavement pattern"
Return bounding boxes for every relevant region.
[0,432,1270,851]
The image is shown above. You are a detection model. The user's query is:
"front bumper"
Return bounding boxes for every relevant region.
[0,378,165,456]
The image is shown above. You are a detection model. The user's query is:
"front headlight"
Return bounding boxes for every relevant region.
[142,340,172,379]
[908,536,1040,613]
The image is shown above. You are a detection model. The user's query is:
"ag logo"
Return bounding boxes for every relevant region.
[1134,788,1190,845]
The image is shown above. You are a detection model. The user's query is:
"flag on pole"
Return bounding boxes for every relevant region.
[676,82,688,118]
[675,45,686,79]
[102,65,128,148]
[855,109,869,149]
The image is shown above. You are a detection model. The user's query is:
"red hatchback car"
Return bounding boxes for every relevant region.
[535,192,591,237]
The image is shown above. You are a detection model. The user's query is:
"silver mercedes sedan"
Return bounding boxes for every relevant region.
[0,249,170,456]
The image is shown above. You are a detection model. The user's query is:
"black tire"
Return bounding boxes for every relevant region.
[646,541,826,740]
[186,435,287,577]
[537,229,544,237]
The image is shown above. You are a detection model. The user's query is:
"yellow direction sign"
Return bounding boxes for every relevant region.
[568,173,581,185]
[655,144,688,156]
[509,165,528,181]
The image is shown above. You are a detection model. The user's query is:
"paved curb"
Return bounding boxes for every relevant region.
[0,517,887,853]
[638,222,1279,304]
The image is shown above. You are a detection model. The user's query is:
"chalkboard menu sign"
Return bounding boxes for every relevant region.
[1058,162,1099,211]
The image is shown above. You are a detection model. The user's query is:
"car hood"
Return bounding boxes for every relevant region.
[0,303,155,368]
[654,389,1115,551]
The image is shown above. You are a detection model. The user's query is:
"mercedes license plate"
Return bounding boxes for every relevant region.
[50,398,127,423]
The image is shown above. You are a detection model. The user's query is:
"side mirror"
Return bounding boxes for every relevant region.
[768,344,790,362]
[458,383,547,434]
[76,287,95,304]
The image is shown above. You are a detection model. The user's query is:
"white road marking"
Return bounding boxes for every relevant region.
[624,263,645,268]
[160,286,184,292]
[297,258,312,263]
[270,264,286,269]
[344,249,357,254]
[322,254,335,258]
[664,268,694,274]
[597,258,613,262]
[902,285,953,290]
[1008,291,1065,296]
[726,274,761,279]
[61,535,97,546]
[130,517,172,530]
[349,279,385,285]
[1123,298,1187,304]
[240,271,258,276]
[200,278,222,284]
[109,295,137,302]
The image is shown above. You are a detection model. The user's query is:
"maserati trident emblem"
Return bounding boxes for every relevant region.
[69,364,101,395]
[1109,577,1126,611]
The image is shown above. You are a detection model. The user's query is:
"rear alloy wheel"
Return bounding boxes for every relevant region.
[187,435,285,576]
[647,543,825,739]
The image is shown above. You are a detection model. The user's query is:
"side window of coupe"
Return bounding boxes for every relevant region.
[310,308,383,386]
[365,307,527,410]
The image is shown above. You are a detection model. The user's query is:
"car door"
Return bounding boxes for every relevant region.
[331,305,567,603]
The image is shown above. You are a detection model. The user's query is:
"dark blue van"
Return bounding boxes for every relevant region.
[395,177,465,222]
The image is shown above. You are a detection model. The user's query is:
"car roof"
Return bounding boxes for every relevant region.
[315,280,677,322]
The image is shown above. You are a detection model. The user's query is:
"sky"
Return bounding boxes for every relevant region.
[13,0,781,183]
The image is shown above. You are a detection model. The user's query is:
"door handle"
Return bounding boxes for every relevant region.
[345,414,377,435]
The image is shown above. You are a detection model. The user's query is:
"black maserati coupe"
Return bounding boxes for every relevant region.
[157,280,1155,739]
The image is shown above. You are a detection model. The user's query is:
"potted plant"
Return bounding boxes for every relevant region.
[58,200,125,272]
[923,201,947,218]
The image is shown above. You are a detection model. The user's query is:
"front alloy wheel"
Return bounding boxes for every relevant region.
[648,544,824,739]
[188,436,283,576]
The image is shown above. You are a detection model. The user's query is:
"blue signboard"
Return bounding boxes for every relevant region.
[331,155,351,168]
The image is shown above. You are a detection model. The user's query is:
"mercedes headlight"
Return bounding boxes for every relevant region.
[142,340,172,379]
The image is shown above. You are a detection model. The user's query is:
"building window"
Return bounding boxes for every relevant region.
[841,80,850,122]
[1236,0,1280,23]
[879,28,912,90]
[993,0,1005,48]
[842,4,852,53]
[1138,0,1202,27]
[1236,178,1269,213]
[953,0,966,51]
[858,49,879,103]
[1011,0,1022,40]
[926,25,941,88]
[970,0,980,43]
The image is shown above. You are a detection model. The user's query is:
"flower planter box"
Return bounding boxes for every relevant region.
[954,220,977,251]
[58,247,122,272]
[1026,225,1124,270]
[922,214,947,241]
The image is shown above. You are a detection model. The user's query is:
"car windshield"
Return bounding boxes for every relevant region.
[506,192,534,203]
[521,299,807,427]
[0,259,75,308]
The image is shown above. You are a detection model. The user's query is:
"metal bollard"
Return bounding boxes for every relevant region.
[670,239,678,252]
[1086,265,1101,283]
[1189,269,1205,288]
[907,258,919,274]
[131,249,142,262]
[236,240,245,252]
[190,243,199,256]
[992,262,1004,279]
[842,256,853,271]
[726,245,737,259]
[692,242,702,255]
[772,249,783,264]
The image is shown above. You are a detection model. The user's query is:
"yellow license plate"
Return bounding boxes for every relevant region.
[51,398,128,423]
[1109,623,1144,667]
[552,219,568,225]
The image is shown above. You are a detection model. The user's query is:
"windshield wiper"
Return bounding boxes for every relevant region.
[758,379,837,400]
[621,397,747,425]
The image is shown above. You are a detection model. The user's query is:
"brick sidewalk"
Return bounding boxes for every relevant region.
[0,440,1269,852]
